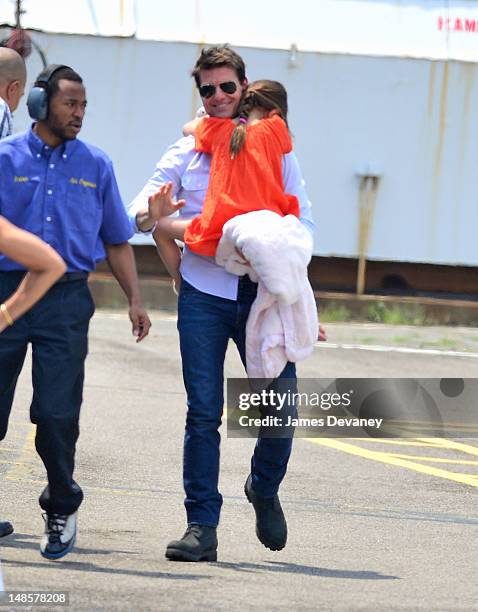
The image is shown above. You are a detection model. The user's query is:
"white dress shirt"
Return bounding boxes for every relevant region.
[127,135,315,300]
[0,98,12,140]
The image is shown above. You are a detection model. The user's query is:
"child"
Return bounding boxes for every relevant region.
[148,80,299,291]
[0,216,66,332]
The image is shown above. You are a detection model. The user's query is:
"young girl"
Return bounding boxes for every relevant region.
[148,80,299,290]
[0,216,66,333]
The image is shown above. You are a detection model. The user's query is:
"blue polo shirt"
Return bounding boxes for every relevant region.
[0,127,133,272]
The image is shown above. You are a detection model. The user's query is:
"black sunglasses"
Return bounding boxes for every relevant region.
[199,81,238,99]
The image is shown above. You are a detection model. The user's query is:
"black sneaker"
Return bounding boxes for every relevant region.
[165,525,217,562]
[244,474,287,551]
[0,520,13,538]
[40,511,77,560]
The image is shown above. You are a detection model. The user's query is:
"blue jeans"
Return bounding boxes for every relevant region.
[177,276,297,527]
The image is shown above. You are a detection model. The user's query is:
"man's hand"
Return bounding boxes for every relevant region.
[105,242,151,343]
[148,182,186,221]
[129,302,151,342]
[318,325,327,342]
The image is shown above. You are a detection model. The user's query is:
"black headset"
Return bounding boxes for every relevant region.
[27,64,72,121]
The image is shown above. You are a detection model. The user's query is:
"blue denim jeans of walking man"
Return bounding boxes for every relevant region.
[177,276,297,527]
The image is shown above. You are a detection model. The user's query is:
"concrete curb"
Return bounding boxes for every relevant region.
[89,273,478,326]
[89,273,178,312]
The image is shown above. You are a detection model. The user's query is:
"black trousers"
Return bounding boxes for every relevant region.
[0,272,95,515]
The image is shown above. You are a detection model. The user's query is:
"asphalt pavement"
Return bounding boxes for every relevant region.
[0,313,477,611]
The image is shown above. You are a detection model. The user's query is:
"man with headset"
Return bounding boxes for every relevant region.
[0,64,151,559]
[0,46,27,540]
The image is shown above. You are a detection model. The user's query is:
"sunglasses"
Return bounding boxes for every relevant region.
[199,81,238,99]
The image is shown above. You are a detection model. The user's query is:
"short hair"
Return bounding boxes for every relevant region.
[191,45,246,87]
[0,47,26,87]
[34,66,83,99]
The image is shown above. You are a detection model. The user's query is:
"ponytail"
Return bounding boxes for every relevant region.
[229,91,255,159]
[230,118,247,159]
[229,80,289,159]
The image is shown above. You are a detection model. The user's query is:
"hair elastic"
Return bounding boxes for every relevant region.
[238,117,247,124]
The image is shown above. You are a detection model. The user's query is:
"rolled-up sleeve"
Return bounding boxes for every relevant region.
[282,151,315,237]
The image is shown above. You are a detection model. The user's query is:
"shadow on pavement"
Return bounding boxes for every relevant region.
[0,533,138,556]
[215,560,399,580]
[1,558,209,581]
[283,499,478,526]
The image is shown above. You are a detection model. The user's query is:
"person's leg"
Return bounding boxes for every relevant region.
[0,273,29,538]
[232,277,297,497]
[152,225,182,291]
[166,279,234,561]
[0,322,28,440]
[177,280,235,527]
[153,217,191,292]
[232,276,297,551]
[249,362,297,497]
[0,329,28,538]
[0,273,29,440]
[30,280,94,518]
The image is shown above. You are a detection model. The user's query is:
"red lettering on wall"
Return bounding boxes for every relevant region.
[437,15,478,33]
[465,19,477,32]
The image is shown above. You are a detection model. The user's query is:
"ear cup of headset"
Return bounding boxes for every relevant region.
[27,87,49,120]
[26,64,72,121]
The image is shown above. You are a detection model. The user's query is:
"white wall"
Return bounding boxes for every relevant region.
[5,30,478,265]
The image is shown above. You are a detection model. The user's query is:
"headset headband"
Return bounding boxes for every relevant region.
[34,64,72,87]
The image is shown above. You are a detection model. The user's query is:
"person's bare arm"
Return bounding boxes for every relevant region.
[0,217,66,332]
[182,116,206,137]
[156,216,191,241]
[105,242,151,342]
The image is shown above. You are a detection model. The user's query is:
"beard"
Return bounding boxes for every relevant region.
[47,119,80,141]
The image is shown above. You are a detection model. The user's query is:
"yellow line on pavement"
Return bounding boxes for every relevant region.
[0,447,28,454]
[307,438,478,488]
[4,426,36,481]
[0,432,34,441]
[349,438,438,447]
[388,453,478,466]
[4,419,32,427]
[414,438,478,457]
[1,475,166,499]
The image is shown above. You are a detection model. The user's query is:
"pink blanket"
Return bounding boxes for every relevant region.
[216,211,319,379]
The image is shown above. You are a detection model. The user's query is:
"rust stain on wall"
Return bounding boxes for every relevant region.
[454,64,476,257]
[356,176,380,294]
[429,61,449,256]
[434,62,449,183]
[458,64,475,171]
[428,61,436,116]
